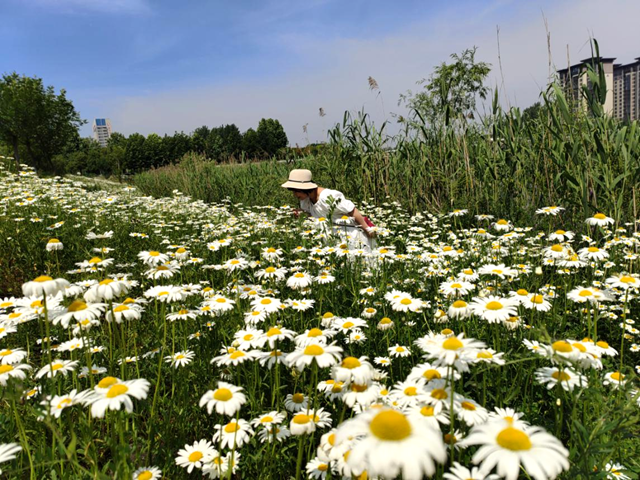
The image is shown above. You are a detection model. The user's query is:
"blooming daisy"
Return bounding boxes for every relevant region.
[0,363,32,386]
[200,382,246,416]
[165,350,195,368]
[469,296,518,324]
[461,419,569,480]
[585,213,614,227]
[213,419,254,448]
[175,439,217,474]
[334,407,447,480]
[285,342,343,371]
[535,367,587,391]
[132,466,162,480]
[84,378,150,418]
[35,359,79,379]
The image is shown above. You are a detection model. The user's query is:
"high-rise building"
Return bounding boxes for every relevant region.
[614,58,640,121]
[92,118,112,147]
[557,56,640,121]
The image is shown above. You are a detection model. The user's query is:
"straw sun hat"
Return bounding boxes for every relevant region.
[281,169,318,189]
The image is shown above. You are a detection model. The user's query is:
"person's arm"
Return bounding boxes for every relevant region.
[349,207,376,238]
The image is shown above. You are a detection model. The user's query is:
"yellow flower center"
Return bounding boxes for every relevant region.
[342,321,354,329]
[380,317,392,324]
[266,327,282,337]
[188,451,203,462]
[224,422,240,433]
[294,273,305,278]
[57,398,73,409]
[404,386,418,396]
[477,351,494,359]
[51,363,64,371]
[137,471,153,480]
[496,427,532,451]
[34,275,53,282]
[400,298,412,305]
[318,464,329,472]
[431,389,448,400]
[420,405,435,416]
[485,301,503,310]
[596,341,609,349]
[531,295,544,304]
[0,365,14,374]
[261,298,272,305]
[0,349,12,356]
[304,345,324,356]
[98,376,119,388]
[497,219,508,225]
[48,238,60,243]
[572,343,587,352]
[587,247,599,253]
[106,384,129,398]
[99,279,114,285]
[293,414,311,424]
[578,290,593,297]
[422,369,441,380]
[303,328,322,339]
[395,346,405,352]
[341,357,361,369]
[593,213,606,220]
[369,410,412,441]
[229,351,246,360]
[292,393,305,403]
[351,383,368,392]
[551,244,564,252]
[113,305,129,312]
[452,300,467,308]
[67,300,88,312]
[620,276,636,284]
[610,372,624,381]
[450,283,462,289]
[461,401,476,411]
[88,257,103,264]
[443,337,463,350]
[552,341,573,353]
[552,371,571,382]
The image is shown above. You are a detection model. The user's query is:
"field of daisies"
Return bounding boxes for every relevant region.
[0,164,639,480]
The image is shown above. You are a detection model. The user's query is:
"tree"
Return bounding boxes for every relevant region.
[256,118,288,157]
[191,126,210,154]
[242,128,260,158]
[399,47,491,128]
[143,133,164,169]
[0,72,84,172]
[124,133,145,172]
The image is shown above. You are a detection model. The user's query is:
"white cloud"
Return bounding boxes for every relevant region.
[90,0,640,145]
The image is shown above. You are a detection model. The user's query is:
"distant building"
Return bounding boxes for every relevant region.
[558,56,640,121]
[92,118,112,147]
[614,58,640,121]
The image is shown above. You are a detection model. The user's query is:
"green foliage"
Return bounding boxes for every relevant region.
[399,46,491,128]
[0,72,84,172]
[256,118,289,156]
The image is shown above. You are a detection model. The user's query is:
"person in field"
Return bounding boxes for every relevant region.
[282,169,375,250]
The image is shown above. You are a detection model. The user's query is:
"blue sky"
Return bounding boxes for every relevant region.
[2,0,639,143]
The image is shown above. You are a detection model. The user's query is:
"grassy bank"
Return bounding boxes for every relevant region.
[134,74,640,229]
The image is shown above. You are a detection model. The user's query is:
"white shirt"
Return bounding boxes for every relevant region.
[299,188,356,224]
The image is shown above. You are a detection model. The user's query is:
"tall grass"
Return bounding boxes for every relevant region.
[134,60,640,227]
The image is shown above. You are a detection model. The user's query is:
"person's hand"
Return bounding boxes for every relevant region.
[292,208,302,219]
[365,227,377,239]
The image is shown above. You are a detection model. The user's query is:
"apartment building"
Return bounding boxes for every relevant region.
[558,56,640,121]
[92,118,112,147]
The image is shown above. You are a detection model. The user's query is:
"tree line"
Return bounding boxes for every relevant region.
[0,72,290,176]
